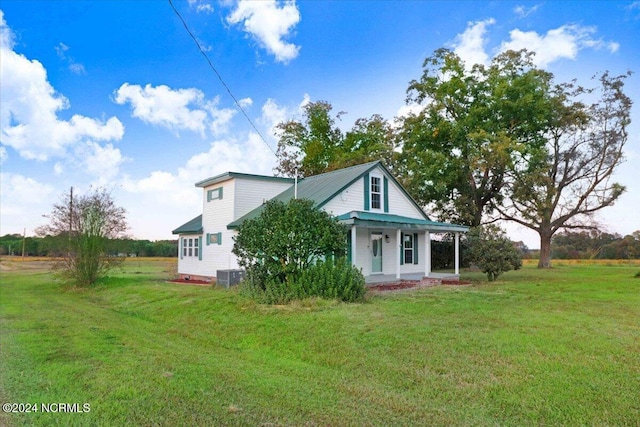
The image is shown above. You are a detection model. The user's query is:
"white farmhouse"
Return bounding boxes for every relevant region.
[173,161,468,283]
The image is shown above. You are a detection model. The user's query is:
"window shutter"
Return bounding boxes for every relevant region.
[179,238,183,259]
[400,232,404,265]
[207,190,211,202]
[198,236,203,260]
[346,231,352,264]
[217,232,222,245]
[218,187,223,200]
[413,233,419,264]
[364,173,370,211]
[383,176,389,213]
[206,233,210,246]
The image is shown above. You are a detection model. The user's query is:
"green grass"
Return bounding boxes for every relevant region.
[1,258,639,426]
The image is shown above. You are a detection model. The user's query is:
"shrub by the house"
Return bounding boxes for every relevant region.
[233,198,364,303]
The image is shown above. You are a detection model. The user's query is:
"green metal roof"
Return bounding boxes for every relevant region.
[336,211,469,233]
[195,171,294,188]
[172,215,202,235]
[227,161,383,229]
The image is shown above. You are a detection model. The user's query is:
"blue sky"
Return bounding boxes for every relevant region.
[1,0,639,248]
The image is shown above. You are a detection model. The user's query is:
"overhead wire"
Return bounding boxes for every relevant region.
[167,0,277,156]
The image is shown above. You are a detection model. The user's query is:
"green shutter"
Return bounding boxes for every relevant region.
[218,187,223,200]
[346,231,352,263]
[413,233,419,264]
[364,173,370,211]
[400,232,404,265]
[217,232,222,245]
[383,176,389,213]
[198,236,203,260]
[206,233,210,246]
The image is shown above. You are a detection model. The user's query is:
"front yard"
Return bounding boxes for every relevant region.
[1,258,639,426]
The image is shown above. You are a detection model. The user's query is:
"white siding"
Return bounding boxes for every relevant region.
[322,165,425,220]
[233,178,292,220]
[179,176,293,278]
[322,177,365,215]
[193,179,238,277]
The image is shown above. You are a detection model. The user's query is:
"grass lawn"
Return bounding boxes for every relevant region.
[1,257,639,426]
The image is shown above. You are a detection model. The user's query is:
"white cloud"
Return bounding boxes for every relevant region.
[0,12,123,161]
[448,16,620,70]
[238,97,253,108]
[226,0,301,63]
[188,0,214,14]
[498,24,616,67]
[0,172,55,223]
[76,141,128,184]
[114,83,236,137]
[452,18,495,68]
[514,4,540,18]
[54,162,64,175]
[0,146,7,164]
[626,1,640,19]
[54,42,86,75]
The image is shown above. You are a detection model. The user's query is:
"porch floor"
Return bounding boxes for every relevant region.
[365,272,459,284]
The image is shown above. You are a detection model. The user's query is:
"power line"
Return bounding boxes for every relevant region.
[167,0,277,156]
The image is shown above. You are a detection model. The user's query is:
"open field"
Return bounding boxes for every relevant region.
[1,258,639,426]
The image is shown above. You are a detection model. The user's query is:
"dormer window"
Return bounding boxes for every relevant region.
[207,187,223,202]
[371,176,381,209]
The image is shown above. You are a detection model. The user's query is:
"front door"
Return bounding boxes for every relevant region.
[371,233,383,273]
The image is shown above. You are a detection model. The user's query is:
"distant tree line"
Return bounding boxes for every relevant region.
[551,230,640,260]
[0,234,178,258]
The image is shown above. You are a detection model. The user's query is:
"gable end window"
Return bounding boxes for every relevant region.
[371,176,381,210]
[207,187,223,202]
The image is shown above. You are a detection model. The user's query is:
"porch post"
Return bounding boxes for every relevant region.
[454,232,460,275]
[396,228,402,279]
[424,231,431,277]
[351,225,357,267]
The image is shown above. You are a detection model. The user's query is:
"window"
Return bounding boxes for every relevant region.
[403,234,413,264]
[188,238,193,257]
[207,187,223,202]
[371,176,381,209]
[182,238,187,257]
[207,232,222,245]
[194,237,199,258]
[181,236,203,260]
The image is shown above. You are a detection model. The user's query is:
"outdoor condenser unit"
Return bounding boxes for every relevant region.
[216,269,245,287]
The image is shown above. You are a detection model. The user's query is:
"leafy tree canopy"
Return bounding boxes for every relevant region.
[274,101,397,177]
[399,49,555,227]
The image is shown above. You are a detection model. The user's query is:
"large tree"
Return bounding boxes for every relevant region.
[497,72,631,268]
[399,49,554,226]
[37,187,128,286]
[274,101,397,177]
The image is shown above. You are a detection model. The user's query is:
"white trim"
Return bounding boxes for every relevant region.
[396,229,402,279]
[455,232,460,275]
[425,231,431,277]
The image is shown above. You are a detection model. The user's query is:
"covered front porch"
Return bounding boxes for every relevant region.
[337,211,469,282]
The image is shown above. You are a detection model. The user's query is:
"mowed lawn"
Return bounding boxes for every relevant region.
[1,258,639,426]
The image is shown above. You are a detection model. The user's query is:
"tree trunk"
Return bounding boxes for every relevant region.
[538,231,552,268]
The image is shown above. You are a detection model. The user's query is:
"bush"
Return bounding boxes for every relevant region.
[467,225,522,281]
[297,258,366,302]
[240,257,365,304]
